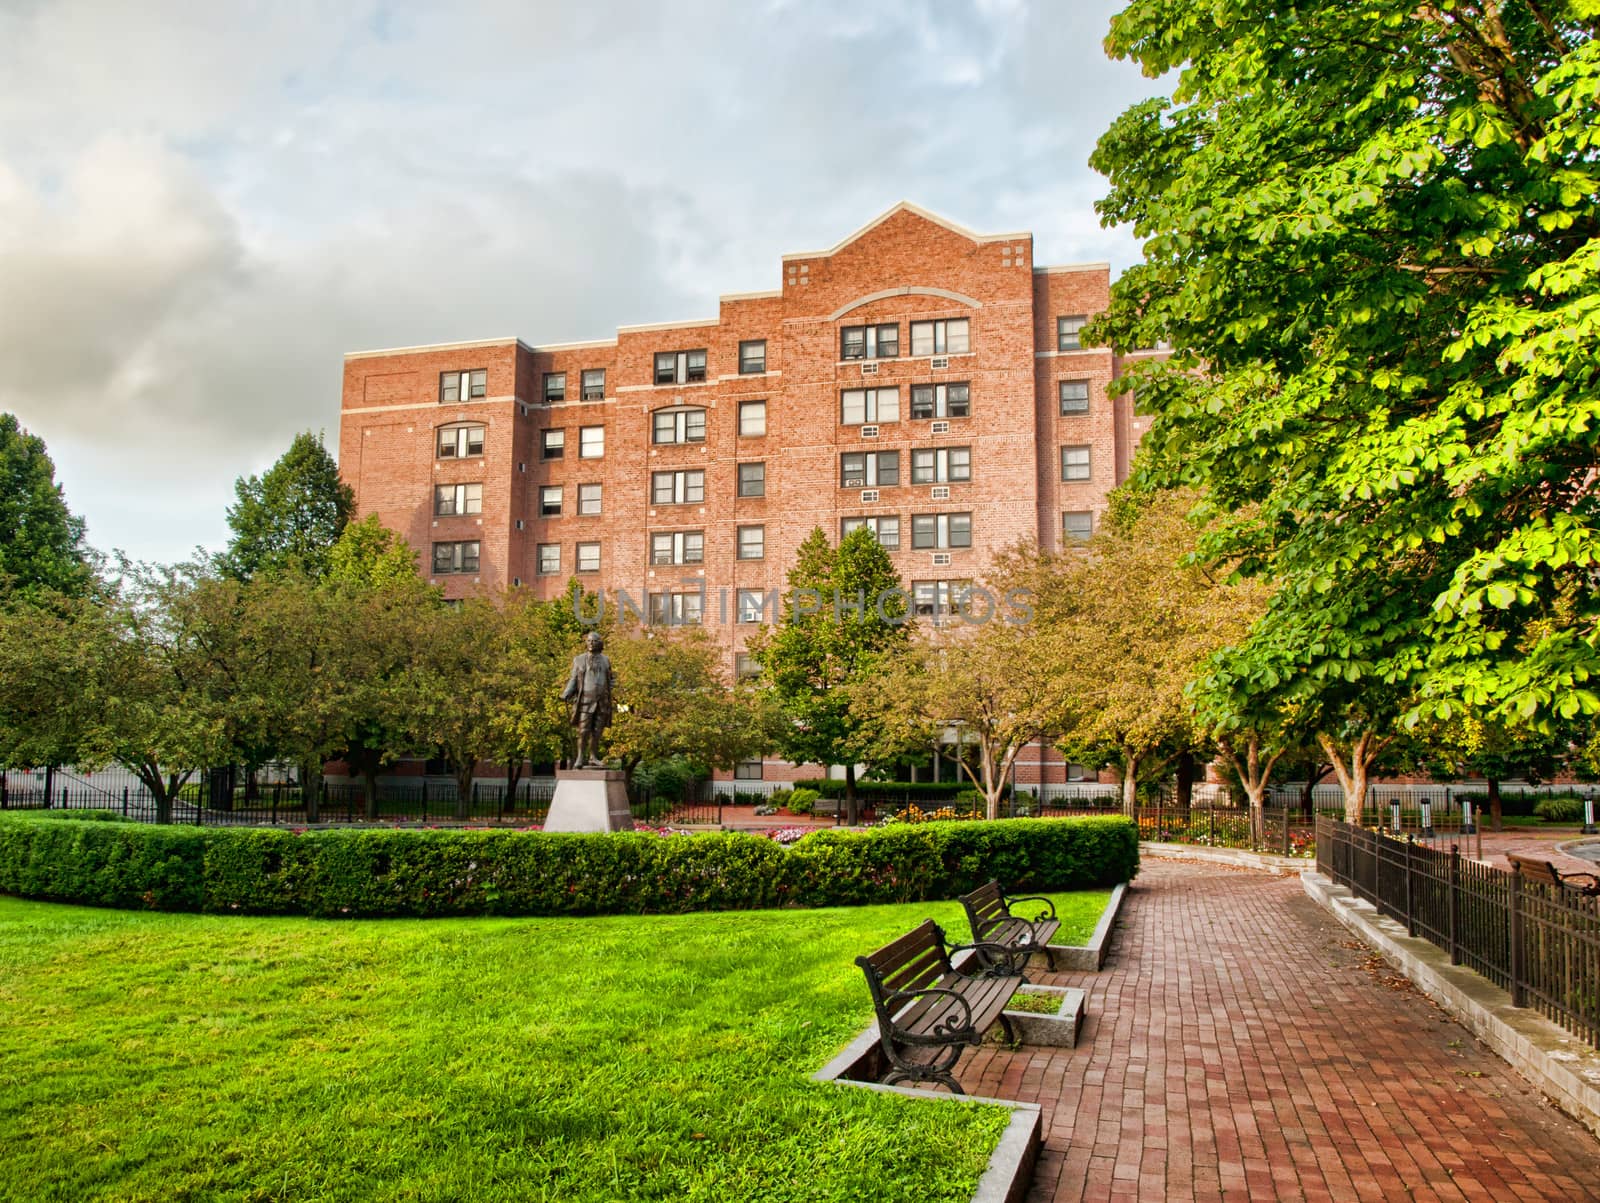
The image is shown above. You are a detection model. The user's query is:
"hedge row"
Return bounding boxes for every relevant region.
[0,812,1138,918]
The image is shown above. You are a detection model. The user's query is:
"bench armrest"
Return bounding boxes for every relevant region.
[1004,893,1058,920]
[883,986,978,1043]
[1558,870,1600,894]
[950,941,1026,978]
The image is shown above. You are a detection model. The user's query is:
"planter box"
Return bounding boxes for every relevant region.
[1028,880,1127,972]
[998,985,1087,1048]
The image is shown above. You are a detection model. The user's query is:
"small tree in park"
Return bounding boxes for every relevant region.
[220,431,354,582]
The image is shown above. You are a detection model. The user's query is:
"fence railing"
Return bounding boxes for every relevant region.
[1316,817,1600,1050]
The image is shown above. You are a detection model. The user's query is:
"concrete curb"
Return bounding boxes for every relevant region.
[1044,880,1127,970]
[1302,870,1600,1140]
[1142,842,1313,876]
[814,1024,1042,1203]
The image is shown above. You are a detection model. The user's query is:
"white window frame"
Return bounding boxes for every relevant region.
[539,486,563,517]
[651,530,704,566]
[1062,511,1093,543]
[911,447,971,484]
[542,429,565,459]
[543,372,566,403]
[909,318,970,357]
[579,426,605,458]
[651,469,705,505]
[654,349,708,385]
[738,340,766,374]
[841,515,900,550]
[840,450,899,488]
[652,408,707,445]
[1061,445,1091,482]
[736,589,770,624]
[911,579,970,617]
[737,462,765,498]
[1059,380,1090,414]
[840,387,899,426]
[649,592,703,626]
[432,540,480,575]
[737,525,765,560]
[577,483,603,516]
[580,368,605,401]
[437,423,486,459]
[576,541,601,573]
[840,323,899,360]
[739,401,767,437]
[1057,315,1087,351]
[440,369,487,403]
[536,543,561,576]
[910,383,970,419]
[433,482,482,517]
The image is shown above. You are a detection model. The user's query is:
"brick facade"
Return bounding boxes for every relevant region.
[338,204,1155,784]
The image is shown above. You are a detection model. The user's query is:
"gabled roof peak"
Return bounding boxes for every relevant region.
[780,202,1031,262]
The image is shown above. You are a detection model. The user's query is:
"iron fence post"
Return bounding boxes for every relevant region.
[1404,835,1416,937]
[1509,863,1526,1007]
[1448,844,1460,965]
[1282,808,1291,857]
[122,786,129,820]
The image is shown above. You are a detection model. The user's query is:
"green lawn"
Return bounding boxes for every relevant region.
[0,889,1109,1202]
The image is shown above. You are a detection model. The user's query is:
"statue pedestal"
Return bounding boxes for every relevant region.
[543,769,634,833]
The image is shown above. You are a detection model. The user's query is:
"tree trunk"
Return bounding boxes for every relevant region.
[1487,777,1503,833]
[1175,750,1195,814]
[505,758,524,808]
[455,761,474,820]
[844,763,859,826]
[301,761,324,822]
[1120,749,1140,816]
[1318,732,1384,824]
[1218,736,1280,849]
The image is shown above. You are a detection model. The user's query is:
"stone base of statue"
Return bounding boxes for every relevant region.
[543,768,635,833]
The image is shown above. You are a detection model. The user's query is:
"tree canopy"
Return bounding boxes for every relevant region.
[0,414,92,599]
[1093,3,1600,766]
[220,431,354,581]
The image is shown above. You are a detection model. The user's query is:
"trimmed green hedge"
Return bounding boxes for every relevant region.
[0,812,1137,918]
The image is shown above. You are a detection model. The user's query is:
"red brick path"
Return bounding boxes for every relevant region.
[947,858,1600,1202]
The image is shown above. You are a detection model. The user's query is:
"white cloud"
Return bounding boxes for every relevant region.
[0,0,1166,564]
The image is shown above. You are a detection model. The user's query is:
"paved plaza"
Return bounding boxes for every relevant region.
[944,857,1600,1203]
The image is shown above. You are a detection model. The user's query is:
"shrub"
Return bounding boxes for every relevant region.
[954,789,984,810]
[765,789,794,811]
[786,788,820,816]
[1533,796,1585,823]
[632,756,706,803]
[0,812,1137,918]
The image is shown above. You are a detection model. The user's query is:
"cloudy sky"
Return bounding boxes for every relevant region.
[0,0,1165,565]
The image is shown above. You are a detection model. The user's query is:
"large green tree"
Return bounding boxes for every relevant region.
[0,415,92,598]
[749,527,911,823]
[1093,3,1600,791]
[220,432,354,581]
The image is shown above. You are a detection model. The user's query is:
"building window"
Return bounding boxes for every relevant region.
[840,450,899,488]
[737,462,765,498]
[540,486,562,517]
[737,589,770,624]
[648,592,703,626]
[840,387,899,426]
[842,515,900,550]
[1061,445,1091,481]
[432,540,480,575]
[654,349,708,385]
[910,383,970,420]
[542,429,565,459]
[1059,380,1090,414]
[734,760,763,780]
[652,408,707,445]
[652,470,705,505]
[577,541,601,573]
[437,423,486,458]
[737,525,765,560]
[911,580,970,617]
[434,483,482,516]
[911,447,971,484]
[739,401,767,437]
[909,318,970,357]
[739,340,767,374]
[543,372,566,404]
[440,369,487,403]
[1063,511,1093,543]
[537,543,561,575]
[1058,315,1087,351]
[581,369,605,401]
[651,530,704,565]
[911,512,972,550]
[578,483,603,516]
[580,426,605,458]
[840,323,899,361]
[735,652,761,681]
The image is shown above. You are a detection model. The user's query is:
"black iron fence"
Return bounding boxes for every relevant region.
[1317,817,1600,1050]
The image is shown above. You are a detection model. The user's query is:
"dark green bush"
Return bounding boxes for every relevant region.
[0,813,1137,919]
[807,779,998,801]
[786,787,820,815]
[1532,796,1585,823]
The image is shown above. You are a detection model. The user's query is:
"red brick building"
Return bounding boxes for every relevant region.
[338,204,1157,784]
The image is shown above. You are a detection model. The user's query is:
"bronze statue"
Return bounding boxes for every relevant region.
[560,631,614,767]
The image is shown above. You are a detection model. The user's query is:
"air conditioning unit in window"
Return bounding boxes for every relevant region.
[932,553,953,567]
[930,356,949,370]
[860,489,880,503]
[843,476,866,488]
[861,425,879,438]
[931,420,950,435]
[860,362,879,376]
[931,486,951,501]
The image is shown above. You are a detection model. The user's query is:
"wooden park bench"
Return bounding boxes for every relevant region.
[959,880,1063,975]
[855,919,1025,1094]
[1508,853,1600,897]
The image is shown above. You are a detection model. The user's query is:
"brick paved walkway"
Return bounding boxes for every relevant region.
[946,858,1600,1202]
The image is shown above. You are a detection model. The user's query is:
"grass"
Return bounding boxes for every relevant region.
[0,888,1109,1202]
[1001,990,1063,1016]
